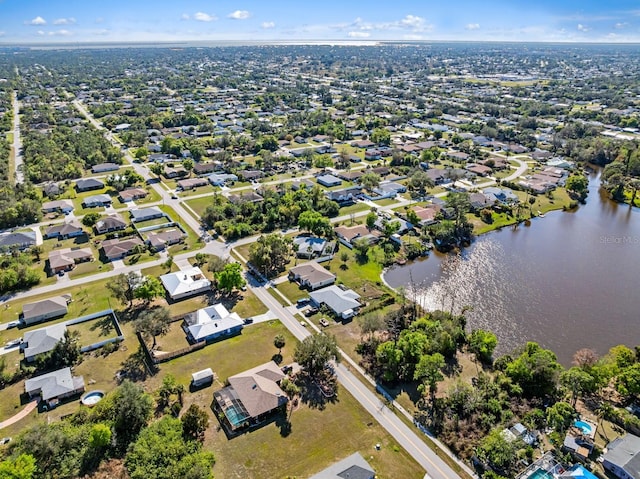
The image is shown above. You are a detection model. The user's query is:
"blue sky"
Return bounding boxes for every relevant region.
[1,0,639,43]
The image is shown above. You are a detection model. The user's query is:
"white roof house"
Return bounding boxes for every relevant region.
[22,323,67,362]
[160,267,211,300]
[309,285,361,319]
[184,304,244,343]
[25,367,85,402]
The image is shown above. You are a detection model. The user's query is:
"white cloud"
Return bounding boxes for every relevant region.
[577,24,590,32]
[53,17,76,25]
[194,12,217,22]
[336,14,432,35]
[348,31,370,38]
[228,10,250,20]
[466,23,480,30]
[95,17,104,24]
[399,14,425,29]
[181,13,190,21]
[261,21,275,29]
[615,22,628,29]
[37,30,45,35]
[48,29,72,36]
[0,31,5,37]
[26,16,47,26]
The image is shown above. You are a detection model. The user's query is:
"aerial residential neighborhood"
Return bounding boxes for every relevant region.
[0,3,640,478]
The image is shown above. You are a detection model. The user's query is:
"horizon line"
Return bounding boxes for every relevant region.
[2,39,640,47]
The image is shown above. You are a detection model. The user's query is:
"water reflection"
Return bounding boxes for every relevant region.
[384,172,640,364]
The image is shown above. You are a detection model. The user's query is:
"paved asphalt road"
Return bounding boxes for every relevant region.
[6,99,479,479]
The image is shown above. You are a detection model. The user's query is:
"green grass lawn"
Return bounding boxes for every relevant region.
[178,185,216,198]
[373,198,400,207]
[68,260,113,280]
[67,314,118,347]
[338,202,372,216]
[0,277,114,331]
[208,381,424,479]
[185,195,214,218]
[275,280,309,303]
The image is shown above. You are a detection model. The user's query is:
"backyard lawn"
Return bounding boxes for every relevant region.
[207,381,424,479]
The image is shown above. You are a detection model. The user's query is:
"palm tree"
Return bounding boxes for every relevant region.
[596,402,614,442]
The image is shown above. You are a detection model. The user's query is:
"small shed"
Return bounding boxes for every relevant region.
[191,368,214,387]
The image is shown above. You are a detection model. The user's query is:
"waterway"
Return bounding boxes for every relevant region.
[383,169,640,364]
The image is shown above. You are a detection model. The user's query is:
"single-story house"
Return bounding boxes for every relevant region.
[193,163,217,176]
[547,158,575,169]
[25,367,85,404]
[238,170,264,181]
[563,431,594,461]
[160,267,211,300]
[213,361,288,432]
[91,163,120,173]
[466,163,493,176]
[293,236,327,259]
[101,237,144,261]
[149,153,176,163]
[208,173,238,186]
[82,194,112,208]
[291,179,316,191]
[289,262,336,291]
[372,181,407,198]
[118,188,148,203]
[130,206,165,223]
[94,214,127,235]
[177,178,208,190]
[75,178,104,192]
[163,166,188,179]
[374,217,412,235]
[309,285,361,319]
[42,182,61,198]
[482,187,519,204]
[147,229,185,251]
[44,220,84,240]
[42,199,74,214]
[602,433,640,479]
[309,452,375,479]
[364,149,382,160]
[371,166,390,177]
[410,205,441,227]
[426,169,447,184]
[326,186,363,205]
[335,224,381,248]
[0,231,36,251]
[469,192,495,210]
[316,174,342,188]
[352,139,375,149]
[22,323,67,362]
[48,247,93,274]
[21,295,70,326]
[191,368,214,387]
[337,171,364,182]
[228,191,263,204]
[183,303,244,343]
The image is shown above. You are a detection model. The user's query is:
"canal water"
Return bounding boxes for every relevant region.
[383,169,640,364]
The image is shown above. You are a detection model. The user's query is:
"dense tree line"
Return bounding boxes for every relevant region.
[0,251,40,293]
[0,380,215,479]
[356,303,640,476]
[202,186,340,240]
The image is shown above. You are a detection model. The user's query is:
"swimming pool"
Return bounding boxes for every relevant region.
[528,468,554,479]
[81,391,105,406]
[225,404,249,427]
[574,420,593,435]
